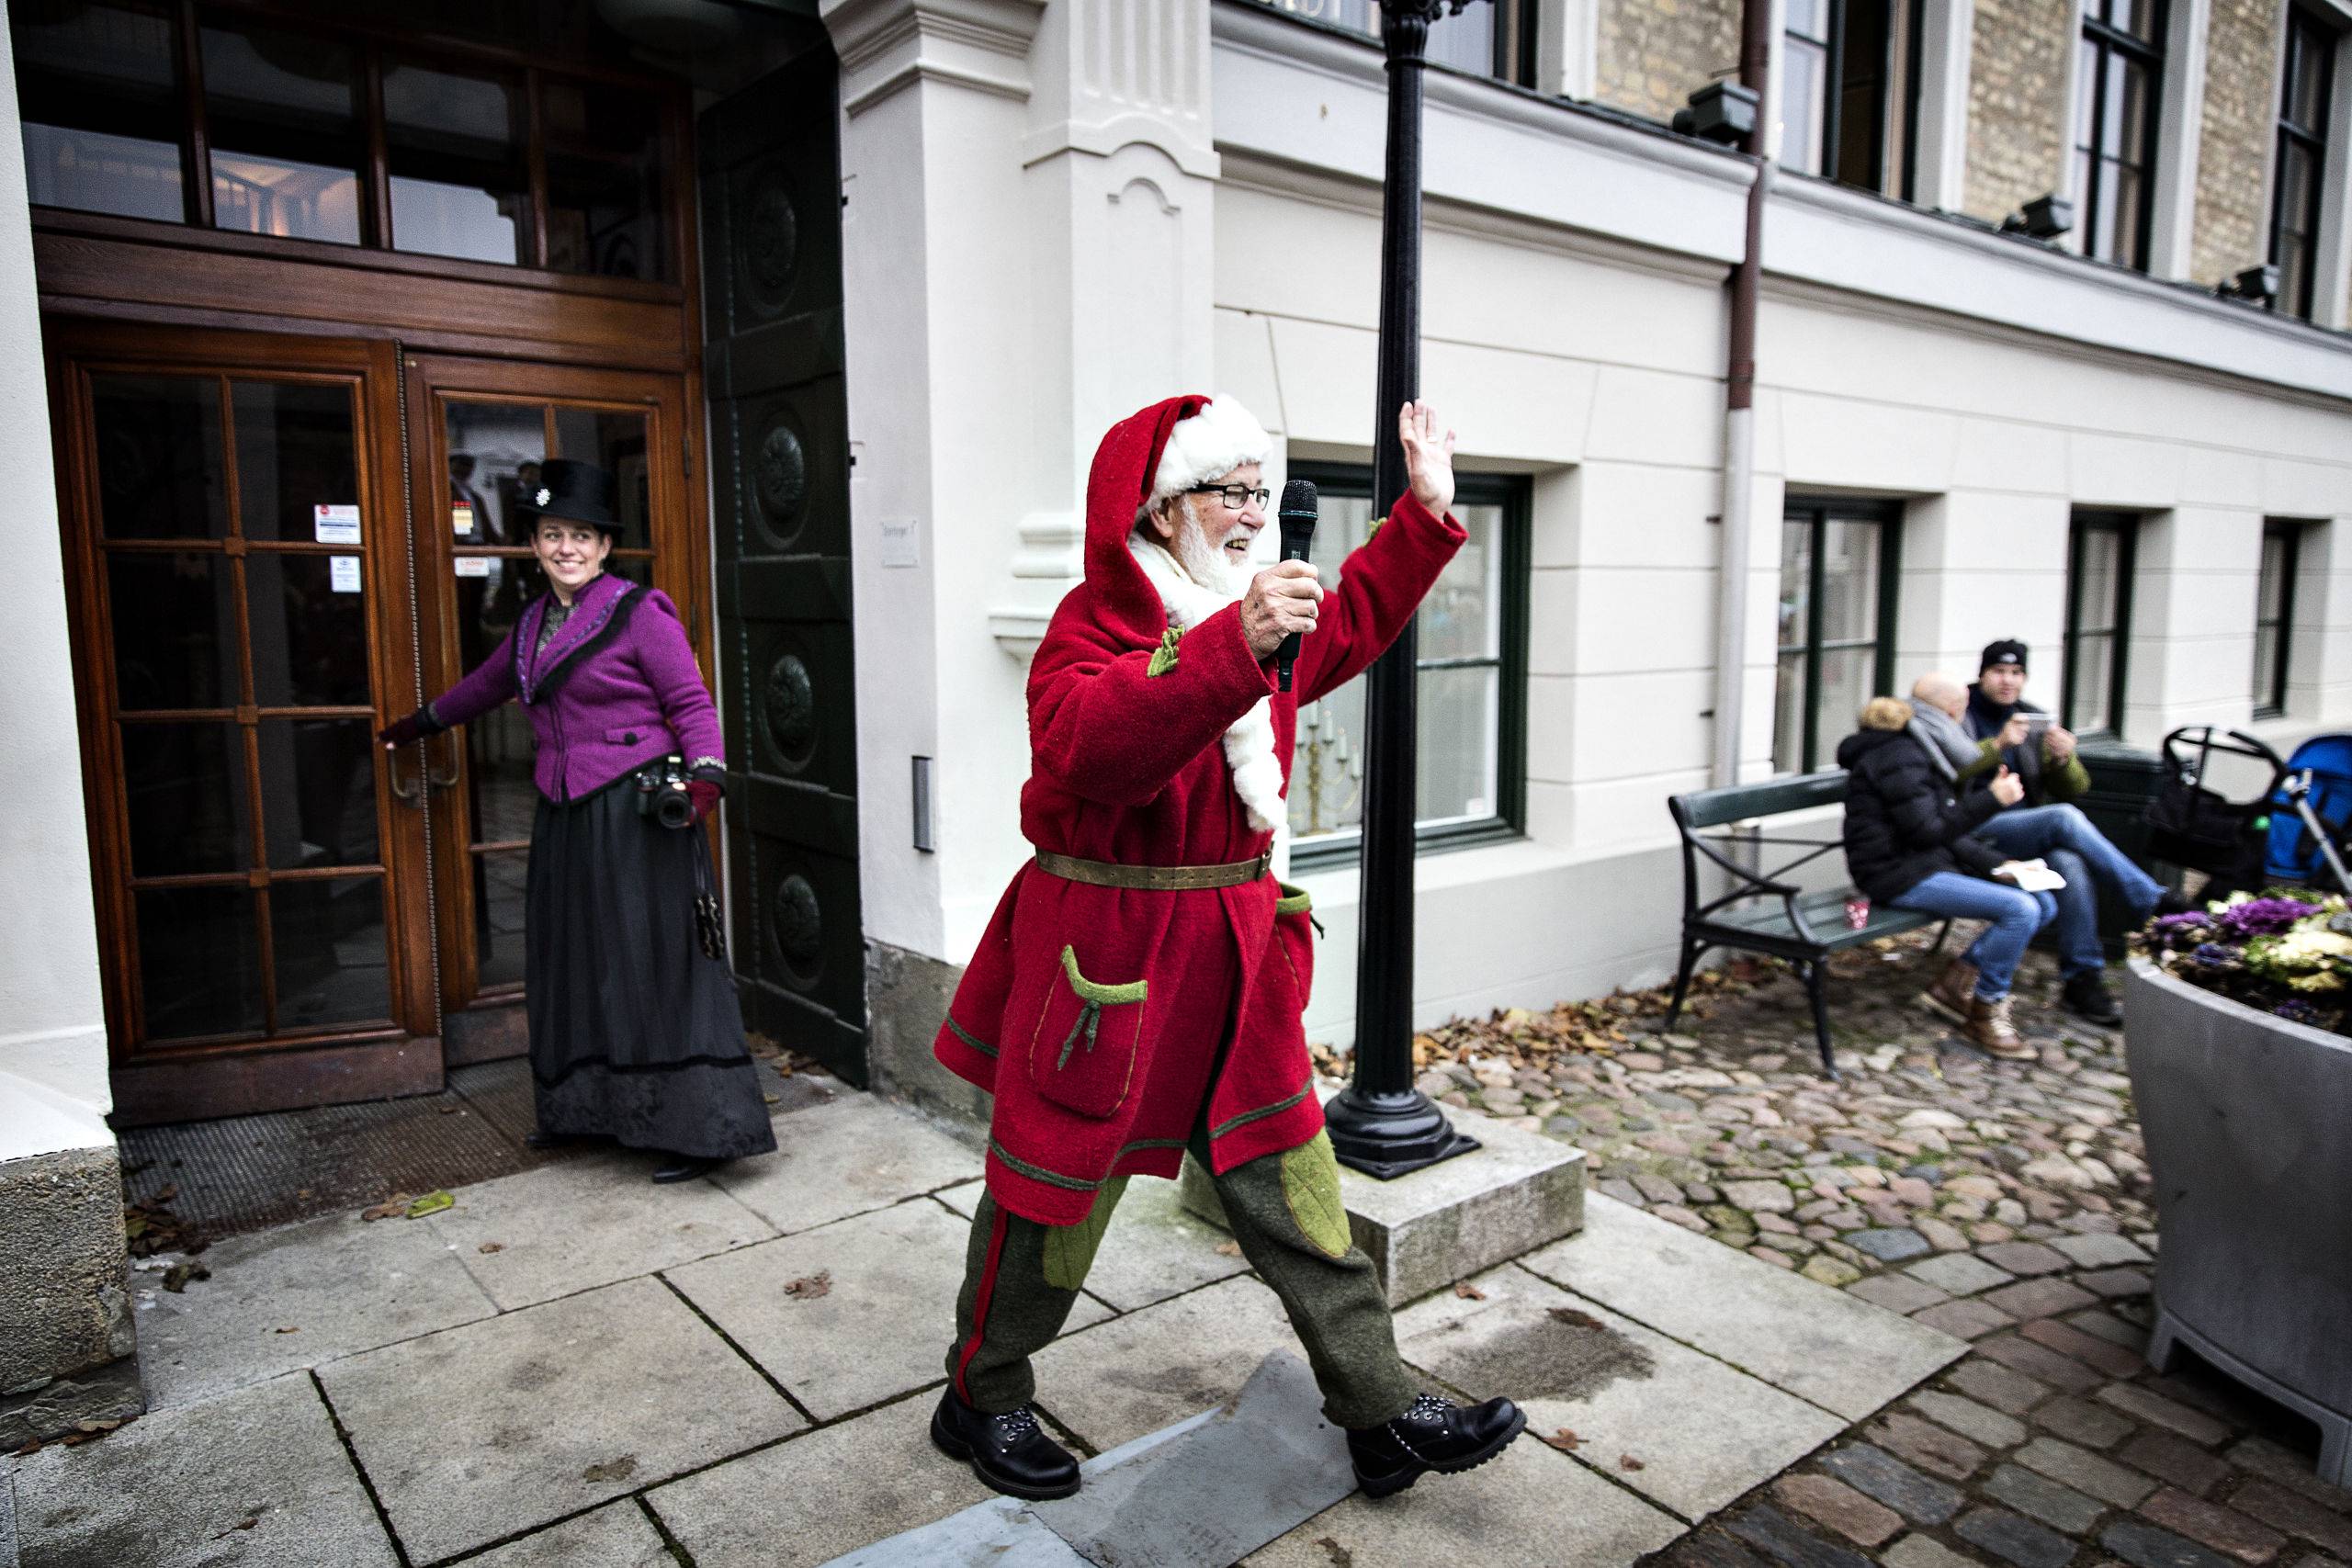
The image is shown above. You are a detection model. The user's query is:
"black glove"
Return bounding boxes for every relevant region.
[378,705,446,750]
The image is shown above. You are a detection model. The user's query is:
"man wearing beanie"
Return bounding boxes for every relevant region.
[1961,639,2184,1025]
[924,395,1525,1503]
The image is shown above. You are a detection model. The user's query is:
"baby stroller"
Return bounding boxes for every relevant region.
[2144,728,2285,901]
[2266,733,2352,893]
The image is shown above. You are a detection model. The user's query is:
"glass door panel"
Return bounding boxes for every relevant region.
[52,324,432,1116]
[409,359,696,1059]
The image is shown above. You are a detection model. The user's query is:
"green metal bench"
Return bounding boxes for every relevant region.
[1665,771,1950,1078]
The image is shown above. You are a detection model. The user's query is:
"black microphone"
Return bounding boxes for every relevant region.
[1275,479,1318,692]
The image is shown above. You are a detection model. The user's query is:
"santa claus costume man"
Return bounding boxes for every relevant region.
[927,393,1526,1501]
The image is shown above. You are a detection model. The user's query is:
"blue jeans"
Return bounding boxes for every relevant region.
[1891,873,2058,1001]
[1973,805,2165,977]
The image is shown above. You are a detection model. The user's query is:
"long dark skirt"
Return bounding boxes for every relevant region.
[526,781,776,1161]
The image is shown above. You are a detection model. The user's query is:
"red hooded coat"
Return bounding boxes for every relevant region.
[933,397,1466,1225]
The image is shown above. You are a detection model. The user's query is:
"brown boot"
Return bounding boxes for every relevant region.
[1919,956,1978,1025]
[1964,995,2037,1061]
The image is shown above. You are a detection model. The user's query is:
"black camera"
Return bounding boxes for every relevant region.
[633,754,695,830]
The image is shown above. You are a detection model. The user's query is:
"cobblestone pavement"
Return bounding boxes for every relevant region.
[1412,931,2352,1568]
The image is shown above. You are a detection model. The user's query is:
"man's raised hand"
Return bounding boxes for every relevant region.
[1241,560,1322,661]
[1400,400,1457,518]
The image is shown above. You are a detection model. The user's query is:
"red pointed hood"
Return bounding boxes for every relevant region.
[1082,394,1209,649]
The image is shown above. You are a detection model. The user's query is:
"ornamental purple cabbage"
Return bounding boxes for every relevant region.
[2213,897,2321,939]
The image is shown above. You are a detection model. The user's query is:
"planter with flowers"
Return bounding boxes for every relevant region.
[2125,891,2352,1486]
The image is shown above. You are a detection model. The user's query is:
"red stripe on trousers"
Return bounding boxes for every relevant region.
[952,1205,1011,1404]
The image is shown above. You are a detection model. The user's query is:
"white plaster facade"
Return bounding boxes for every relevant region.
[821,0,2352,1052]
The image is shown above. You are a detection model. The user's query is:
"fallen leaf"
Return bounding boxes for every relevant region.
[1453,1281,1487,1300]
[74,1418,121,1433]
[783,1270,832,1300]
[478,1242,504,1255]
[1215,1240,1243,1258]
[1548,1306,1605,1331]
[1315,1537,1356,1567]
[11,1439,40,1457]
[1541,1427,1582,1451]
[295,1189,312,1200]
[1619,1454,1645,1472]
[153,1183,178,1203]
[581,1456,638,1484]
[437,1103,460,1115]
[274,1326,300,1335]
[405,1190,454,1219]
[360,1192,413,1222]
[162,1261,210,1292]
[763,1092,780,1104]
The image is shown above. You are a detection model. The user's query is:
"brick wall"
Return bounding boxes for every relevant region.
[1963,0,2075,224]
[1591,0,1742,125]
[2193,0,2280,289]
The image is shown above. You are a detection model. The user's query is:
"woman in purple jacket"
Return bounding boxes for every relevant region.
[379,460,775,1182]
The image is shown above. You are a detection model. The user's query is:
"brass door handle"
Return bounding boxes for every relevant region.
[426,731,460,791]
[388,749,422,806]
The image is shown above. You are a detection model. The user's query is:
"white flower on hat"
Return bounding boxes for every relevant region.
[1148,394,1272,505]
[535,487,552,506]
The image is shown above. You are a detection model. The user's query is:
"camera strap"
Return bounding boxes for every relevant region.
[693,845,728,964]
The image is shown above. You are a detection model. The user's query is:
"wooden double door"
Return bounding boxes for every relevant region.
[51,320,711,1122]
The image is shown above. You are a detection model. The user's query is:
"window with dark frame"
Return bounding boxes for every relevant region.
[2074,0,2167,270]
[2253,519,2301,718]
[2064,512,2137,738]
[2270,8,2335,321]
[7,0,678,283]
[1774,499,1901,775]
[1283,463,1531,866]
[1254,0,1541,86]
[1781,0,1924,199]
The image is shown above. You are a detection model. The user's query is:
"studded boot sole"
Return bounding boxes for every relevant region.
[1353,1404,1528,1499]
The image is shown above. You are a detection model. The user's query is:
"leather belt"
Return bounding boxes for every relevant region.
[1034,848,1273,891]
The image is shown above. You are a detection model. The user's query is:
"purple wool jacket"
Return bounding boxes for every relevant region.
[432,572,724,802]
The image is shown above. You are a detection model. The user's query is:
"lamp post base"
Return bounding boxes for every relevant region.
[1323,1086,1480,1179]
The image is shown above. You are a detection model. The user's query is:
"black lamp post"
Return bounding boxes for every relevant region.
[1324,0,1484,1180]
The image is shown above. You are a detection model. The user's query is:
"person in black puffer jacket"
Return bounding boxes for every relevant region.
[1839,696,2052,1060]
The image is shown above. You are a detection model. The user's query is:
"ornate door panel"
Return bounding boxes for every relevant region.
[48,322,435,1122]
[698,52,866,1081]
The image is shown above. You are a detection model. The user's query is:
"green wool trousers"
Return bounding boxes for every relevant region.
[945,1120,1416,1431]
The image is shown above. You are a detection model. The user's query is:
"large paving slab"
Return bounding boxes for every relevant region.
[649,1394,998,1568]
[668,1198,1107,1420]
[317,1274,804,1562]
[1394,1261,1847,1521]
[712,1095,980,1235]
[1241,1426,1687,1568]
[1523,1194,1966,1420]
[1028,1274,1306,1453]
[135,1209,498,1409]
[425,1149,775,1309]
[934,1174,1251,1313]
[1029,1352,1354,1567]
[464,1501,673,1567]
[9,1373,397,1568]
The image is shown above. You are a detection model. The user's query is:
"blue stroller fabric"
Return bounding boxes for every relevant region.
[2267,733,2352,883]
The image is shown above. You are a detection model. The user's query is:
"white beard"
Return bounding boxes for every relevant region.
[1127,525,1285,833]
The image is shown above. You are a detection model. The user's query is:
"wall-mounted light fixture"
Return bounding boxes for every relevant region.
[1672,81,1759,147]
[1999,195,2074,241]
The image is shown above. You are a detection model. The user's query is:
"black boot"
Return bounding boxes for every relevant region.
[2060,969,2123,1027]
[1346,1392,1526,1498]
[930,1390,1081,1500]
[650,1154,719,1184]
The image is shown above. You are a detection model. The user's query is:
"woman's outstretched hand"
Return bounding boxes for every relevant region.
[378,708,435,750]
[687,779,721,824]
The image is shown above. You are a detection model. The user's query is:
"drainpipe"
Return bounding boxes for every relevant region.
[1711,0,1775,789]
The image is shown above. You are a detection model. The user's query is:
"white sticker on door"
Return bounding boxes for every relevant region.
[454,557,492,578]
[451,502,475,536]
[330,556,362,592]
[313,503,362,545]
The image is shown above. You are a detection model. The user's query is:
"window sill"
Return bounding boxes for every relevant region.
[1288,819,1523,874]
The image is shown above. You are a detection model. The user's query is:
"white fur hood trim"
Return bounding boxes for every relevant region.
[1126,533,1284,833]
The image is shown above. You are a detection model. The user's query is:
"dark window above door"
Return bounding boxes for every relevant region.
[1783,0,1923,199]
[8,0,682,283]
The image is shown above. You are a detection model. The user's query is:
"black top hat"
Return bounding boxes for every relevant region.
[525,459,621,534]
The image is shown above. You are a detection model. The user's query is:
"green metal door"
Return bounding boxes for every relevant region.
[698,50,865,1082]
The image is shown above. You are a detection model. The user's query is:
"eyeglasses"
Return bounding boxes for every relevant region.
[1187,484,1272,512]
